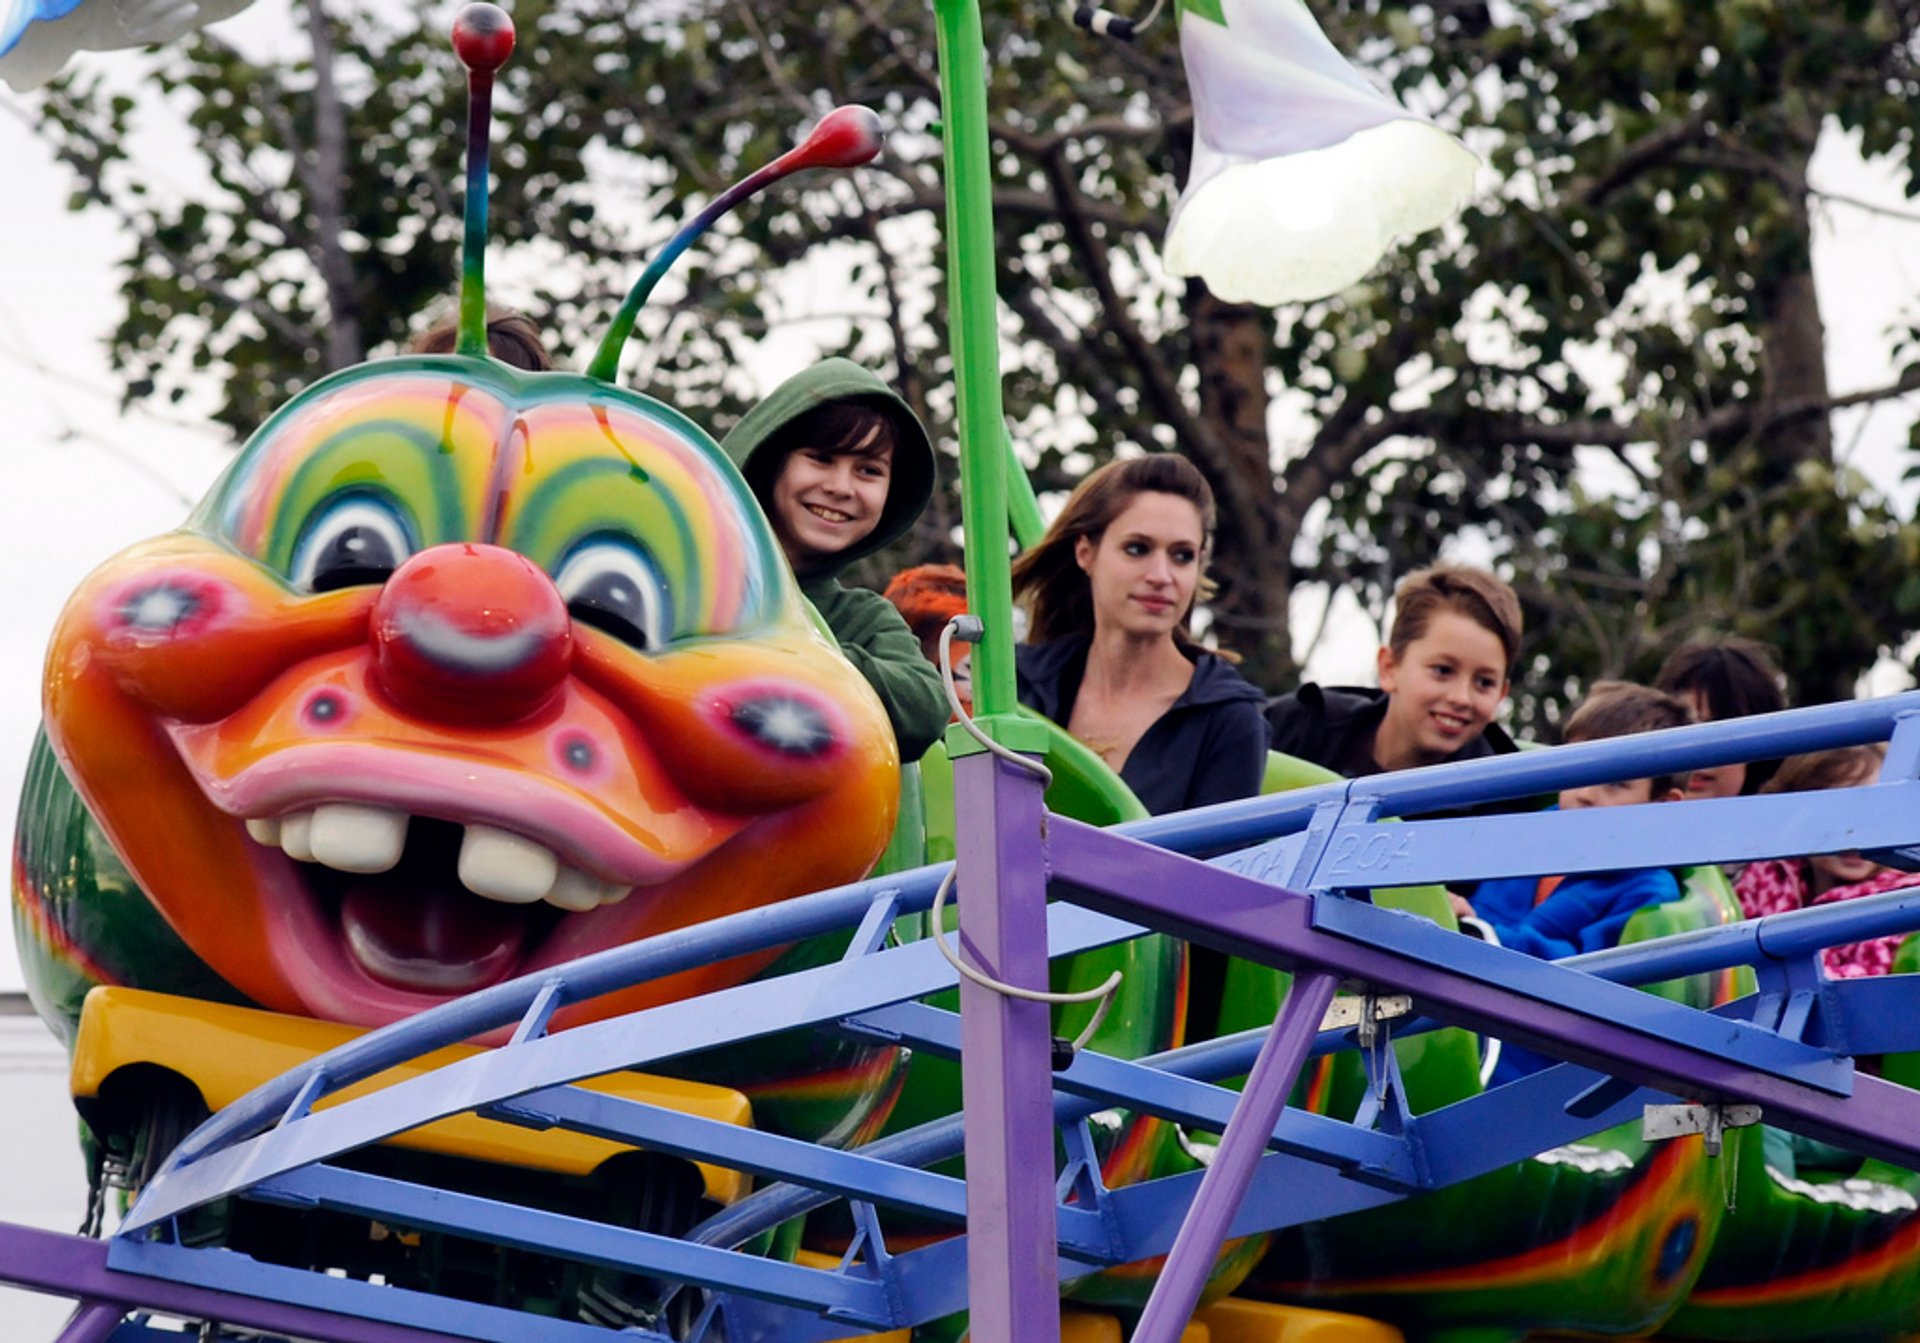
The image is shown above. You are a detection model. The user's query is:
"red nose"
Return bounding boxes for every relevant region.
[370,543,572,723]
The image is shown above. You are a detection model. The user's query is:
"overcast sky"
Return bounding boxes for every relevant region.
[3,22,1920,998]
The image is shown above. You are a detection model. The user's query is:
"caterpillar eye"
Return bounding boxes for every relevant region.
[291,497,415,593]
[554,540,668,651]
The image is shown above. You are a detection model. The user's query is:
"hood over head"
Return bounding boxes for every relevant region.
[721,358,935,578]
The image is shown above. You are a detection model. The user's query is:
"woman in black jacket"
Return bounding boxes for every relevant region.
[1009,455,1269,816]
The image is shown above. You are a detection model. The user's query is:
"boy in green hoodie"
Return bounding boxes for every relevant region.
[722,358,949,762]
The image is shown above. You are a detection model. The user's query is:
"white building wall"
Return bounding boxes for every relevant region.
[0,995,91,1341]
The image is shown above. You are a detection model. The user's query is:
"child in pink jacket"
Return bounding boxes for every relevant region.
[1735,744,1920,978]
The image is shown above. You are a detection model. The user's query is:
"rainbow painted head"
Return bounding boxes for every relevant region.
[32,356,901,1031]
[17,8,898,1046]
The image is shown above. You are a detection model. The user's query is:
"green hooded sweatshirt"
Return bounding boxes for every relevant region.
[721,358,947,763]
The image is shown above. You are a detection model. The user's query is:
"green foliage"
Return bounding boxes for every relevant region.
[1292,0,1920,725]
[31,0,1920,727]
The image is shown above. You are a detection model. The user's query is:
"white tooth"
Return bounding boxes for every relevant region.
[544,866,627,912]
[281,811,316,862]
[246,816,282,846]
[310,803,409,874]
[458,825,559,904]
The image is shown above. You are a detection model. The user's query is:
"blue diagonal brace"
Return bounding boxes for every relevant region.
[0,1221,537,1343]
[846,1000,1422,1190]
[237,1162,896,1327]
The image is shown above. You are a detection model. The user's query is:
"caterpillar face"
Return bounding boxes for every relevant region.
[39,357,899,1031]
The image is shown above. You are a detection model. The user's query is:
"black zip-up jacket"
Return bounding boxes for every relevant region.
[1265,682,1517,779]
[1016,635,1270,816]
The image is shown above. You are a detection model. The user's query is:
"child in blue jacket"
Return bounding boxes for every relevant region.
[1456,681,1693,958]
[1453,683,1692,1084]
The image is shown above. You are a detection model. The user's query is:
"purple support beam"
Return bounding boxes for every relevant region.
[56,1302,124,1343]
[954,748,1061,1343]
[1048,818,1920,1167]
[0,1224,475,1343]
[1131,969,1340,1343]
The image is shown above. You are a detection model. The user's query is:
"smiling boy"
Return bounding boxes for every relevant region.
[723,359,948,762]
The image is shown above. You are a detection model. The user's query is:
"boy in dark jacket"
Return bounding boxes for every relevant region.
[1268,565,1522,779]
[721,359,948,762]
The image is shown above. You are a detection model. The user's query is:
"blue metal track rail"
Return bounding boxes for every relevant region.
[8,695,1920,1341]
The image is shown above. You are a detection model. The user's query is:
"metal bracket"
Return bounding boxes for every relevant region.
[1055,1118,1124,1262]
[1642,1102,1762,1157]
[1320,993,1413,1038]
[1286,797,1354,892]
[842,890,904,960]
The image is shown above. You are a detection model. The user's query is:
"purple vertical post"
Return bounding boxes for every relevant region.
[1132,968,1341,1343]
[954,747,1060,1343]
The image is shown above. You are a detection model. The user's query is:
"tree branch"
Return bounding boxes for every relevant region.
[302,0,361,369]
[1573,108,1711,207]
[999,256,1134,423]
[1672,138,1809,198]
[733,0,819,118]
[35,119,314,353]
[1034,142,1208,454]
[1811,185,1920,225]
[1279,406,1428,535]
[1322,362,1920,475]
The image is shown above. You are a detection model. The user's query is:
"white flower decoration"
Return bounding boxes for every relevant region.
[2,0,252,92]
[1165,0,1480,305]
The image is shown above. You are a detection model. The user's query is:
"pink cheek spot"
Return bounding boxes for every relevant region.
[104,575,227,640]
[553,731,608,779]
[302,689,352,730]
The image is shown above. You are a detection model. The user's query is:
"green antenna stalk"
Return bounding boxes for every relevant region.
[451,3,516,359]
[587,106,884,383]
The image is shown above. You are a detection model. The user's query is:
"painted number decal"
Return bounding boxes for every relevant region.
[1323,829,1415,879]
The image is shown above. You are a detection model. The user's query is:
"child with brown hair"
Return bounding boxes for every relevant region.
[408,306,555,371]
[721,359,948,763]
[1461,681,1694,1085]
[883,563,972,715]
[1654,633,1789,798]
[1735,744,1920,978]
[1266,563,1521,778]
[1457,682,1694,959]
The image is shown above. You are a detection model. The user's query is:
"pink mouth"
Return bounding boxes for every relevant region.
[248,822,546,1021]
[245,830,726,1030]
[177,742,738,882]
[171,742,752,1027]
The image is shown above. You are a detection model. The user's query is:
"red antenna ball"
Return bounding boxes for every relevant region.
[452,2,515,74]
[796,106,885,170]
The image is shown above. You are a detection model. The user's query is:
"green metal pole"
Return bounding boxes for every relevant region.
[933,0,1018,723]
[933,16,1063,1343]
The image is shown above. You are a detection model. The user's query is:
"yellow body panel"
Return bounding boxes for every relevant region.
[1196,1297,1404,1343]
[1059,1314,1123,1343]
[71,986,751,1203]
